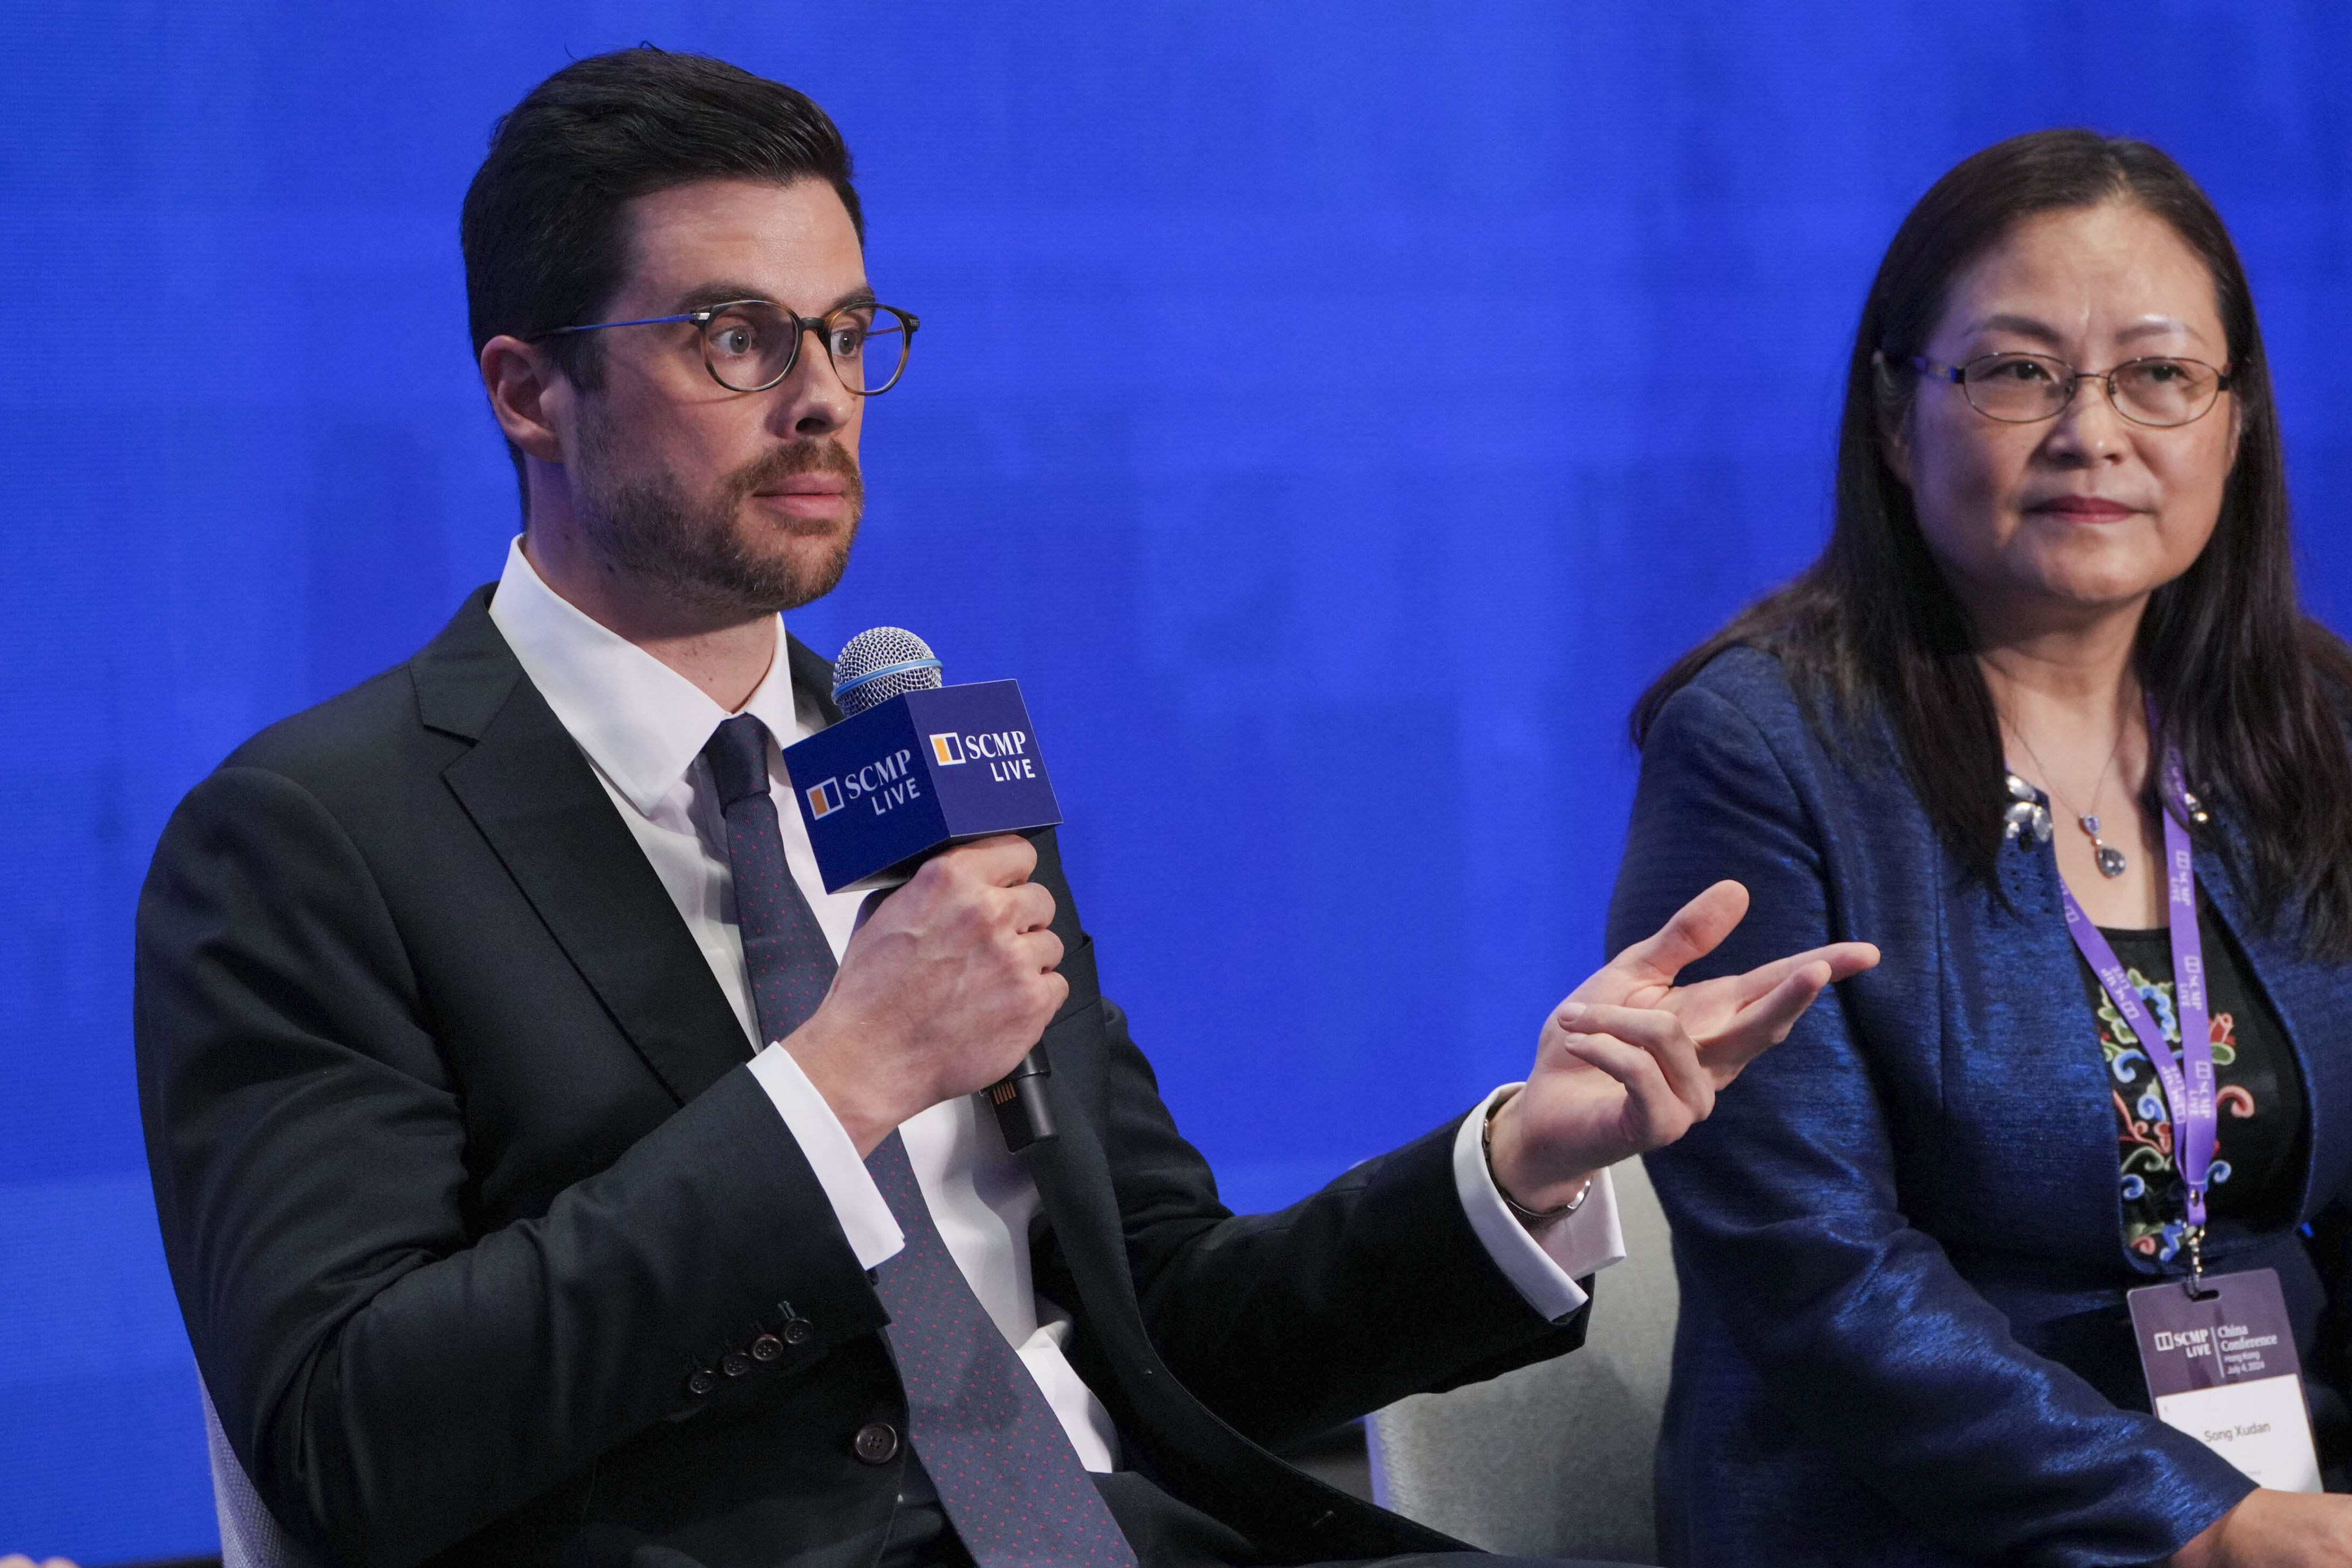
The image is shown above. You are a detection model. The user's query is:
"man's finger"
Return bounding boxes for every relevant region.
[949,833,1042,887]
[1555,1033,1690,1149]
[1609,880,1750,987]
[1018,927,1067,976]
[1555,1002,1713,1117]
[1715,940,1882,1009]
[1005,880,1058,934]
[1707,959,1836,1078]
[1033,967,1072,1014]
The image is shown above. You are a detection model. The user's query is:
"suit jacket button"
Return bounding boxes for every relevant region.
[686,1369,717,1397]
[751,1333,784,1362]
[721,1350,752,1378]
[853,1422,901,1465]
[782,1319,814,1346]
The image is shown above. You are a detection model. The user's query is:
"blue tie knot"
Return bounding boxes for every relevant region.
[702,714,773,809]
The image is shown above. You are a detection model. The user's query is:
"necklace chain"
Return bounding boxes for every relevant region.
[2007,717,2131,878]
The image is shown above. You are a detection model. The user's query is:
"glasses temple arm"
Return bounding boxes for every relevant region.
[538,311,705,339]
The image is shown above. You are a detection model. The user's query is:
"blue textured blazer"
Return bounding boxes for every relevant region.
[1606,648,2352,1568]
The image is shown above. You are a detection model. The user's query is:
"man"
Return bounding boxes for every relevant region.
[136,48,1875,1568]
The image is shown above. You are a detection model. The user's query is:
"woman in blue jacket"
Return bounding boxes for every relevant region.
[1609,129,2352,1567]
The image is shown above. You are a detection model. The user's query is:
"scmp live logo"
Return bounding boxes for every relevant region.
[805,729,1040,822]
[929,728,1038,781]
[806,746,922,821]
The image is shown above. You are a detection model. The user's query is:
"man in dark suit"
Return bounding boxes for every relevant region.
[134,48,1875,1568]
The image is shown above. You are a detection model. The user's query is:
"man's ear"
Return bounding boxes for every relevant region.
[480,335,569,465]
[1871,351,1914,487]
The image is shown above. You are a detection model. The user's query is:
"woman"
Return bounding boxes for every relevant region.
[1610,129,2352,1568]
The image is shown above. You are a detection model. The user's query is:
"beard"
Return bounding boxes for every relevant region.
[571,416,866,616]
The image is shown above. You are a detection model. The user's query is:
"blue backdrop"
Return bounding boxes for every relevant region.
[4,2,2349,1559]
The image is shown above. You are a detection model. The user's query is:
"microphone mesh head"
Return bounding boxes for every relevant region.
[832,627,944,716]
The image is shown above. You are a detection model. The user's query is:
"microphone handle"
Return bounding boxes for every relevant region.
[987,1049,1057,1150]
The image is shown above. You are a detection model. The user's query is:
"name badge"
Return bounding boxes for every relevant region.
[2128,1268,2322,1493]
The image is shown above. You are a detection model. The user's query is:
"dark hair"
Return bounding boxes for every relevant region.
[459,48,863,482]
[1632,129,2352,957]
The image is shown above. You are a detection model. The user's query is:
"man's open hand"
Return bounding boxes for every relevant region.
[1486,880,1879,1214]
[786,835,1066,1155]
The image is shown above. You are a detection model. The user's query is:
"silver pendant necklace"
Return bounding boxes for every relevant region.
[2009,724,2131,879]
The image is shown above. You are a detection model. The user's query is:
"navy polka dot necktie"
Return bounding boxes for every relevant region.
[704,714,837,1042]
[701,713,1137,1568]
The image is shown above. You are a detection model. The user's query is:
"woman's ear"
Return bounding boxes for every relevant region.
[1872,351,1915,486]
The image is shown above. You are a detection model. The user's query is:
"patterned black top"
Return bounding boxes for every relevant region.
[2083,906,2307,1262]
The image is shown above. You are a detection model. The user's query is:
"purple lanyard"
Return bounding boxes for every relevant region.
[2056,745,2216,1242]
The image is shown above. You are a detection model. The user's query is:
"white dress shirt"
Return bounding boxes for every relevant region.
[486,537,1623,1473]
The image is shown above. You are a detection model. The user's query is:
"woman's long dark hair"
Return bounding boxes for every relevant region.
[1632,129,2352,957]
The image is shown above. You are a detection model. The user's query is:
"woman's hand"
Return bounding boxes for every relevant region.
[2172,1490,2352,1568]
[1486,880,1880,1211]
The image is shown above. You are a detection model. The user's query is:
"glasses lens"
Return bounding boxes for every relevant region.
[2111,358,2218,427]
[1961,354,2071,421]
[701,303,797,391]
[824,306,910,395]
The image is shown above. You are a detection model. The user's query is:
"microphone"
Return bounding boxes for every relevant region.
[831,625,945,716]
[784,628,1061,1150]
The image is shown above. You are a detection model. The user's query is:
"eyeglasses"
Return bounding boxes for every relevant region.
[536,299,920,395]
[1912,352,2231,428]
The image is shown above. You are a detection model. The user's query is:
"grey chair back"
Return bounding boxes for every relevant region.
[201,1377,327,1568]
[1366,1155,1679,1565]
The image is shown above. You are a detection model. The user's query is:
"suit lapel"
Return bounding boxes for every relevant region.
[1017,1104,1247,1492]
[1010,835,1208,1450]
[1013,832,1463,1559]
[416,590,754,1106]
[1022,1103,1461,1557]
[786,634,843,727]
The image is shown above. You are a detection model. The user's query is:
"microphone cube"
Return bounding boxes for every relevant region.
[782,679,1063,892]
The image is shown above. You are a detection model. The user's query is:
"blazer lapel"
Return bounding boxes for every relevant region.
[1014,830,1463,1560]
[786,634,843,727]
[1021,1104,1461,1559]
[415,589,754,1106]
[1017,1107,1256,1505]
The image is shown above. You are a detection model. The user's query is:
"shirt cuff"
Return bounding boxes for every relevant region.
[1452,1082,1628,1322]
[747,1042,905,1270]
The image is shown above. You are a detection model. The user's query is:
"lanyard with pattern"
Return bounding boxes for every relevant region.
[2057,744,2215,1284]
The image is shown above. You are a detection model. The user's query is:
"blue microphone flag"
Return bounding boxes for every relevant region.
[782,679,1063,892]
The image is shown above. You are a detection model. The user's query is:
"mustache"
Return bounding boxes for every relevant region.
[728,439,864,507]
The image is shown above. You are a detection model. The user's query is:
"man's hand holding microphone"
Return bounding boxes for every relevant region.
[788,835,1065,1157]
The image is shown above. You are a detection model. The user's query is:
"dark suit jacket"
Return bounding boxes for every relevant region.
[1607,648,2352,1568]
[136,588,1588,1568]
